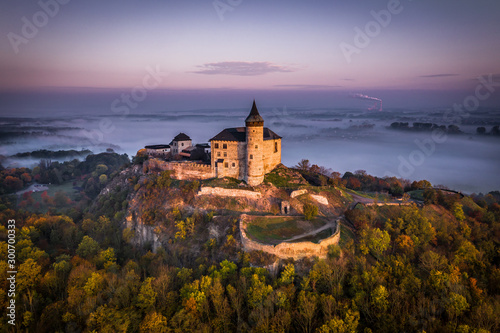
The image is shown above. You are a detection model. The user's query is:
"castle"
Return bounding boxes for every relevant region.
[210,101,282,186]
[143,101,282,186]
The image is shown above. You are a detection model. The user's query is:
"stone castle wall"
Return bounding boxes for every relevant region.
[197,187,262,199]
[144,158,214,180]
[290,189,308,198]
[239,214,341,259]
[263,139,281,174]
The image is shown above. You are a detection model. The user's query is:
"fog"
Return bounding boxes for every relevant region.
[1,91,499,194]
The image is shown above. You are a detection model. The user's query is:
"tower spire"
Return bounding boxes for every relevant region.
[245,100,264,125]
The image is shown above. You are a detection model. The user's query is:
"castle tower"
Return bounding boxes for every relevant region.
[245,100,264,186]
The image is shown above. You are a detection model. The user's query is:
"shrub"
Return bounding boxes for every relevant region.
[303,203,318,220]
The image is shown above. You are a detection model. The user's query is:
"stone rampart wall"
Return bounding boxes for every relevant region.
[197,187,262,199]
[364,202,414,207]
[290,189,308,198]
[144,158,215,180]
[240,214,340,259]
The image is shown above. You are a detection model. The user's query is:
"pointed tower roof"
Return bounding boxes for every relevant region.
[245,100,264,124]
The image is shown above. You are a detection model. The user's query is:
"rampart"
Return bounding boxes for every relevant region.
[197,187,262,199]
[290,189,308,198]
[144,158,215,180]
[239,214,340,259]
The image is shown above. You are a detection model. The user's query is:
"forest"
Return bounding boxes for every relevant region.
[0,153,499,332]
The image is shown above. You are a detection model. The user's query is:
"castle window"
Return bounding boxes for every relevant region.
[232,162,235,167]
[223,143,227,149]
[224,152,227,157]
[215,143,219,149]
[217,152,221,157]
[275,142,278,153]
[255,145,258,149]
[181,143,184,146]
[250,154,253,159]
[224,163,228,168]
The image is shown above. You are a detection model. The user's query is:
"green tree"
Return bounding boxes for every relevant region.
[453,202,466,221]
[295,159,311,172]
[137,277,157,311]
[278,263,295,286]
[140,312,168,332]
[99,174,108,185]
[76,236,100,259]
[304,203,319,220]
[359,227,390,259]
[317,309,359,333]
[17,258,42,312]
[95,164,108,175]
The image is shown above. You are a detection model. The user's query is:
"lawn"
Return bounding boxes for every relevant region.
[246,216,327,244]
[290,227,333,244]
[21,181,83,212]
[30,182,82,201]
[408,190,425,201]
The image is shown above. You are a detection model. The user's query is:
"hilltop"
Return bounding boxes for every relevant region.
[2,153,499,332]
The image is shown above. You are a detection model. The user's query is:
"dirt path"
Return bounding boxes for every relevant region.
[285,218,338,242]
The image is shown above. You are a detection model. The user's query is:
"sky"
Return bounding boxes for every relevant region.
[1,0,500,95]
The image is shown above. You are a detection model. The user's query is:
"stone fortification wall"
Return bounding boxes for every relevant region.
[262,139,282,173]
[240,214,340,259]
[144,158,214,180]
[290,189,329,206]
[290,189,308,198]
[197,187,262,199]
[363,202,414,207]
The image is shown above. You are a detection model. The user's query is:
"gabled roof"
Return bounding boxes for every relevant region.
[173,132,191,141]
[245,100,264,124]
[210,127,246,142]
[145,144,170,149]
[210,127,281,142]
[263,128,282,140]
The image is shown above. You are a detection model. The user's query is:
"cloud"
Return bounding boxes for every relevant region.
[191,61,296,76]
[274,84,342,89]
[419,74,459,78]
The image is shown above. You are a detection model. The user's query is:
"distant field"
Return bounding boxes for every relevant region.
[23,181,83,212]
[30,182,82,201]
[246,216,327,244]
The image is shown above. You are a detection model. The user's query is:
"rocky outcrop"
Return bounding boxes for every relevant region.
[310,194,329,205]
[125,214,161,252]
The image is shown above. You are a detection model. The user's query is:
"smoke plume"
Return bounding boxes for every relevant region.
[352,93,383,111]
